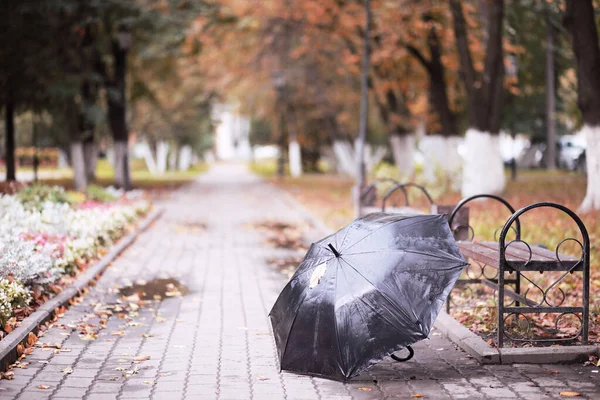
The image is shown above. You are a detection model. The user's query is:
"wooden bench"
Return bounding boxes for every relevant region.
[448,195,590,347]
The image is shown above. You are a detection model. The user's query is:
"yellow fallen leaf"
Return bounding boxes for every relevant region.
[143,380,155,385]
[155,316,166,323]
[560,392,581,398]
[79,334,97,341]
[359,387,372,391]
[37,385,50,389]
[111,331,125,336]
[16,344,23,356]
[61,367,73,374]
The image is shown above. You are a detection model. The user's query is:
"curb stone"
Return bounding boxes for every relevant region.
[0,207,163,371]
[434,311,599,364]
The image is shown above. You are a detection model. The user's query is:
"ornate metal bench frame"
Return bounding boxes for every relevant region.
[448,195,590,347]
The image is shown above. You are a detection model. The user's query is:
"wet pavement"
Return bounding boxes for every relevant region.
[0,163,599,399]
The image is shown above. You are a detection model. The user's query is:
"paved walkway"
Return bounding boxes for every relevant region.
[1,164,599,399]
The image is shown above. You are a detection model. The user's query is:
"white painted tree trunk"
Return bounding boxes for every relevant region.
[288,140,302,177]
[333,141,355,176]
[58,149,69,168]
[83,142,97,181]
[156,141,169,174]
[71,142,87,191]
[419,135,462,190]
[168,146,178,171]
[332,140,386,178]
[461,129,506,197]
[142,143,158,175]
[178,145,193,171]
[114,140,130,189]
[579,125,600,212]
[390,133,415,177]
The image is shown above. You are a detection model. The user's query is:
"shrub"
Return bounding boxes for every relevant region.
[0,279,31,326]
[86,185,117,203]
[17,185,72,211]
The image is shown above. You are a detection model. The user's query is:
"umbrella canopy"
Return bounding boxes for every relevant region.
[269,212,467,380]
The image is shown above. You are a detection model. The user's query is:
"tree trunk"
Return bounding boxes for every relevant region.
[287,105,302,177]
[4,98,16,182]
[156,141,169,174]
[450,0,506,195]
[546,11,557,170]
[65,98,87,190]
[288,139,302,177]
[178,145,193,171]
[407,21,458,138]
[142,141,159,175]
[83,136,97,182]
[389,133,415,177]
[168,144,178,170]
[107,37,131,190]
[563,0,600,211]
[71,141,87,191]
[461,129,505,196]
[420,134,463,190]
[113,140,130,189]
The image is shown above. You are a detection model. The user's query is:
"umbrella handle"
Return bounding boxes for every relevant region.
[390,345,414,362]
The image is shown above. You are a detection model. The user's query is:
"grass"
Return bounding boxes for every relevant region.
[3,159,209,190]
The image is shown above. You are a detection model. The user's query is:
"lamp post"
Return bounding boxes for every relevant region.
[506,53,519,180]
[354,0,371,217]
[112,23,132,190]
[272,70,286,178]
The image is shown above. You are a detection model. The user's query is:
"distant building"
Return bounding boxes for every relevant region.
[212,104,252,161]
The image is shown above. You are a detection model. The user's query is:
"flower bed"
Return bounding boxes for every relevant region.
[0,185,150,336]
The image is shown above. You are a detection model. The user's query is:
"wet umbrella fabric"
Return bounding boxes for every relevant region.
[269,212,467,381]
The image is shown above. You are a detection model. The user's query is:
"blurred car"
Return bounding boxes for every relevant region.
[558,135,586,171]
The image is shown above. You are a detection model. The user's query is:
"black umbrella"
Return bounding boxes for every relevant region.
[269,212,467,381]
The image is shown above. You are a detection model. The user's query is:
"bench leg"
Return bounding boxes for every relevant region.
[515,271,521,307]
[497,271,505,348]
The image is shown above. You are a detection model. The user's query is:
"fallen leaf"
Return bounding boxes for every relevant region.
[27,332,37,347]
[155,316,166,323]
[1,371,14,380]
[37,385,50,389]
[16,344,23,356]
[256,376,270,381]
[358,387,372,391]
[560,392,581,397]
[141,334,154,338]
[134,355,150,362]
[411,395,424,399]
[61,367,73,374]
[143,380,155,385]
[79,334,97,341]
[111,331,125,336]
[24,348,34,355]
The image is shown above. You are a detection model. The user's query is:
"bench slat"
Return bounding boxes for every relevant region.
[458,241,581,271]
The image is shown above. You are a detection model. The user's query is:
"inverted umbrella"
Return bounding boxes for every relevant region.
[269,212,467,381]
